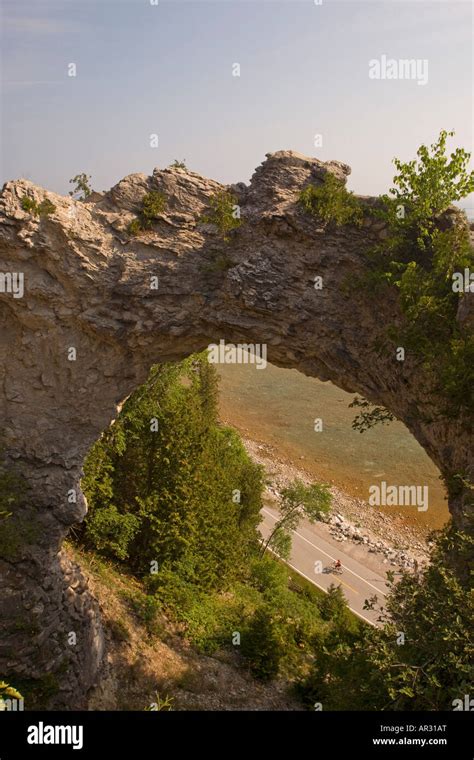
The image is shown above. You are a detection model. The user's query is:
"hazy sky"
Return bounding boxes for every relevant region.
[1,0,472,210]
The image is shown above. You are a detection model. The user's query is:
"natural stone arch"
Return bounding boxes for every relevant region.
[0,151,472,706]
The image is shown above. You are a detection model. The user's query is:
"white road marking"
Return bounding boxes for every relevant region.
[265,546,378,627]
[262,507,387,598]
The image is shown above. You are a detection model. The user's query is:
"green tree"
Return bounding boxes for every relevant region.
[369,130,474,419]
[349,396,395,433]
[260,479,331,560]
[380,129,474,252]
[80,354,263,589]
[69,173,92,200]
[241,606,283,681]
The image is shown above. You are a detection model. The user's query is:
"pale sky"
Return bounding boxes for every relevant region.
[1,0,472,211]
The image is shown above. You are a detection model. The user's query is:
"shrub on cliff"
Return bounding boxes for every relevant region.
[127,190,167,235]
[69,173,92,200]
[201,190,242,240]
[141,190,167,226]
[20,196,56,217]
[299,173,363,227]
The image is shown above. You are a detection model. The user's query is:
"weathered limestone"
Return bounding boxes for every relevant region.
[0,150,472,706]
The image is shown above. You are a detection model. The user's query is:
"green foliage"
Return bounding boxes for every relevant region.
[240,606,282,681]
[127,190,167,236]
[318,583,357,631]
[145,552,332,678]
[141,191,167,226]
[349,396,395,433]
[38,199,56,216]
[121,589,162,635]
[80,378,359,686]
[127,218,143,236]
[201,190,242,240]
[81,354,264,589]
[369,130,474,418]
[145,565,255,653]
[380,129,474,251]
[299,523,473,710]
[20,196,56,217]
[69,173,92,200]
[299,173,363,227]
[170,159,187,169]
[20,196,37,214]
[84,505,140,561]
[261,478,331,559]
[144,692,174,711]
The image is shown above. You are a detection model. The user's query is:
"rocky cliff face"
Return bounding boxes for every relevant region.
[0,151,472,706]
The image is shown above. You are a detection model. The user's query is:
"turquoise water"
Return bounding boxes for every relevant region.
[218,362,449,530]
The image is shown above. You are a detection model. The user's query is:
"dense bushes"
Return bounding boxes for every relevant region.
[146,552,338,677]
[79,354,345,681]
[298,524,473,710]
[78,354,346,684]
[299,173,363,227]
[78,351,472,707]
[81,355,263,589]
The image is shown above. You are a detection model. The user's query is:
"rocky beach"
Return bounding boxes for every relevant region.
[239,435,432,573]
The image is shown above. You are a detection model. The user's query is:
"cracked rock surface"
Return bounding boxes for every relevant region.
[0,150,472,705]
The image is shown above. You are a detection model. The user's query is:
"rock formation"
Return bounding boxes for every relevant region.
[0,150,472,706]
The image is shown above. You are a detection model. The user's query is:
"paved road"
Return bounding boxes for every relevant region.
[260,506,389,626]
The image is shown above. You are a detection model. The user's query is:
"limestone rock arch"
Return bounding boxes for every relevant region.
[0,151,472,705]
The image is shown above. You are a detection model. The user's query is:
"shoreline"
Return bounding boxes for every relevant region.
[225,424,433,571]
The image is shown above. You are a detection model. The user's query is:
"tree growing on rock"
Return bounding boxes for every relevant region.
[260,479,331,560]
[69,173,92,200]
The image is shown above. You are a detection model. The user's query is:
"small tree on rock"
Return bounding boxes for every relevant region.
[261,479,331,560]
[69,173,92,200]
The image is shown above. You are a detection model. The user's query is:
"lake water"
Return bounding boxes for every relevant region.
[218,362,449,530]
